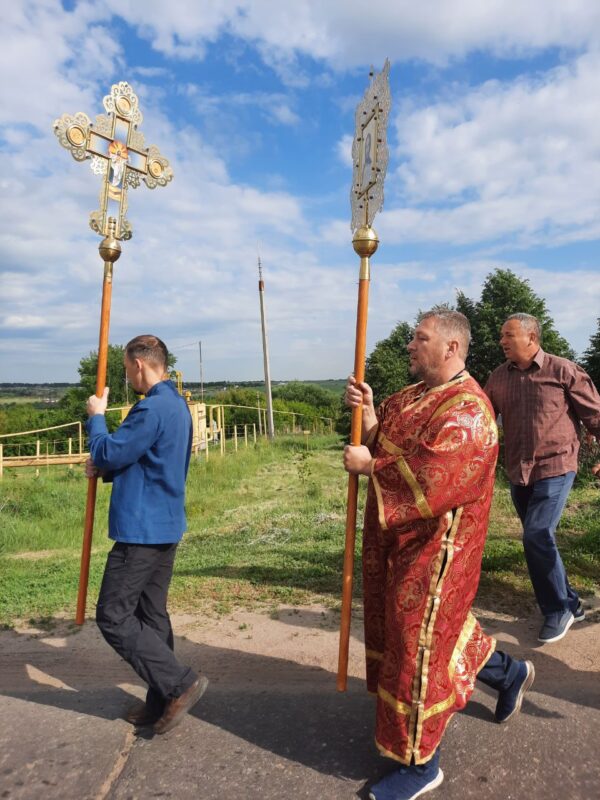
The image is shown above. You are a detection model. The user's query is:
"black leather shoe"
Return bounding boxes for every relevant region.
[124,701,163,727]
[153,675,209,735]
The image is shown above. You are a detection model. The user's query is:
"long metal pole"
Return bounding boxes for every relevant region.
[258,257,275,440]
[75,221,121,625]
[337,225,379,691]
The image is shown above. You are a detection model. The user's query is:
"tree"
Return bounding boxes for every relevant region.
[457,269,574,385]
[59,344,177,423]
[580,318,600,391]
[365,321,414,406]
[60,344,128,419]
[337,321,414,436]
[272,382,338,418]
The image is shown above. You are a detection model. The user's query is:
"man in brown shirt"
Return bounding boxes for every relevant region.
[485,313,600,644]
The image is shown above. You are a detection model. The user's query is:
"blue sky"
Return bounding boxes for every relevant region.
[1,0,599,383]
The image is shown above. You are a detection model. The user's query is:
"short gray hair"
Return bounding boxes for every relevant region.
[418,307,471,360]
[506,313,541,341]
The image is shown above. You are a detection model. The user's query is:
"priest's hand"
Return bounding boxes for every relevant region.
[87,386,109,417]
[345,375,373,409]
[343,445,373,476]
[345,376,377,440]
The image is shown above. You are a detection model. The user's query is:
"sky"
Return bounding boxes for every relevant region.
[1,0,600,384]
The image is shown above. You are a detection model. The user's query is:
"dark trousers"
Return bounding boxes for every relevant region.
[510,472,579,616]
[408,650,521,770]
[96,542,196,713]
[477,649,522,691]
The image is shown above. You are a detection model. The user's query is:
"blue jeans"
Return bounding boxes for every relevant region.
[510,473,579,616]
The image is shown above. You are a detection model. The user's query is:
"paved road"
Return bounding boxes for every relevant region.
[1,602,598,799]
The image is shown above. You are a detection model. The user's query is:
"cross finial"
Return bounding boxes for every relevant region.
[54,82,173,241]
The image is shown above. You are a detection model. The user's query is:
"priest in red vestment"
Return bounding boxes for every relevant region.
[344,308,535,800]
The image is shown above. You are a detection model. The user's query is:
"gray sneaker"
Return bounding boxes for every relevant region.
[538,610,574,643]
[573,601,585,622]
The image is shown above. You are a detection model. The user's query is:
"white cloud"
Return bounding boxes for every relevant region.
[375,51,600,248]
[0,1,121,129]
[1,1,599,383]
[101,0,600,72]
[336,134,353,168]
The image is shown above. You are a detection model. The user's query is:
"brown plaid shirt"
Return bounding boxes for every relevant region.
[484,349,600,485]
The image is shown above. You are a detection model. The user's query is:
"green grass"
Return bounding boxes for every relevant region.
[172,436,359,612]
[0,435,598,624]
[480,478,600,613]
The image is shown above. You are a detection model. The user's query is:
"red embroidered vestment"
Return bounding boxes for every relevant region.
[362,373,498,764]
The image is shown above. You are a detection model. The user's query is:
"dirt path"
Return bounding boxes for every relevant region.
[1,600,599,799]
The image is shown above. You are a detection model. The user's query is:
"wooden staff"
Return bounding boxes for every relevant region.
[75,221,121,625]
[337,225,379,691]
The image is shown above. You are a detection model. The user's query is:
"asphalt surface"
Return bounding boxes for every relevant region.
[1,601,598,800]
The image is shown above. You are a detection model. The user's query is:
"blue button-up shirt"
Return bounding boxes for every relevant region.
[86,380,193,544]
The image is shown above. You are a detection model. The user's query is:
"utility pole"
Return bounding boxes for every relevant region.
[198,340,204,402]
[258,256,275,440]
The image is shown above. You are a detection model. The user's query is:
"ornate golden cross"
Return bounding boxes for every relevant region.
[53,81,173,625]
[54,81,173,240]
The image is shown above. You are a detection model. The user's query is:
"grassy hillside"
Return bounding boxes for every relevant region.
[0,435,598,625]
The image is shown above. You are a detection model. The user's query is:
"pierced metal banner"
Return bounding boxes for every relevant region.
[350,60,391,232]
[53,82,173,241]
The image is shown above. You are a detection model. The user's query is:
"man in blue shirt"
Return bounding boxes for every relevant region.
[86,334,207,734]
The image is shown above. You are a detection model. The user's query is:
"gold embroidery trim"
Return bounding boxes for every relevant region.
[404,373,470,412]
[365,424,379,449]
[377,686,412,716]
[402,511,453,761]
[422,611,478,721]
[375,739,411,765]
[371,474,388,531]
[429,392,496,432]
[419,614,497,726]
[477,636,497,672]
[377,430,405,456]
[395,455,434,519]
[412,507,463,755]
[366,648,383,661]
[448,612,478,679]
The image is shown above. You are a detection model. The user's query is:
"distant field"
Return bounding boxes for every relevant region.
[0,435,598,625]
[184,379,346,398]
[0,386,67,407]
[0,397,43,405]
[0,380,346,403]
[303,379,346,395]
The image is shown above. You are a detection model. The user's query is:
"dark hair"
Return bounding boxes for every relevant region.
[125,335,168,370]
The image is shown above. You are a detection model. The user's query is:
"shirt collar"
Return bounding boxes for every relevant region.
[146,379,171,396]
[507,347,545,371]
